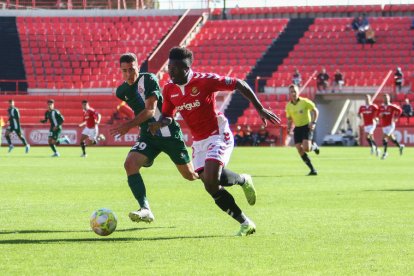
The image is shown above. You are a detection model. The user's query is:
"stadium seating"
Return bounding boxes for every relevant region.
[228,5,383,19]
[0,95,118,125]
[17,16,178,89]
[158,18,289,87]
[266,17,414,89]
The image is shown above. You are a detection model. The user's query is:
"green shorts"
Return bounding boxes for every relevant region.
[7,126,22,136]
[129,135,190,167]
[49,127,62,141]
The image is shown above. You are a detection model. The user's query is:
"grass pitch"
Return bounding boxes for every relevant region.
[0,146,413,275]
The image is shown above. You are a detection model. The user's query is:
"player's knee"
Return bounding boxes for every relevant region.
[202,178,220,195]
[124,158,140,174]
[382,138,388,145]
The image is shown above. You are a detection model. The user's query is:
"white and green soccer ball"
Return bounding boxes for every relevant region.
[90,208,117,236]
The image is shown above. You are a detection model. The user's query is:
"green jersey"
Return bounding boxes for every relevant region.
[116,73,182,138]
[8,107,21,129]
[43,109,64,128]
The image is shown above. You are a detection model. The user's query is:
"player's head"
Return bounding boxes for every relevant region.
[82,100,89,110]
[365,94,372,104]
[383,93,390,104]
[288,84,299,102]
[168,47,193,85]
[8,99,14,107]
[47,99,54,110]
[120,53,139,85]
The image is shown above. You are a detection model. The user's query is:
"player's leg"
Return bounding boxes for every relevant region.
[5,128,14,152]
[125,139,159,223]
[201,161,255,236]
[161,136,198,181]
[15,129,30,153]
[389,133,404,155]
[80,134,88,157]
[297,142,317,176]
[381,133,389,159]
[48,137,59,157]
[367,133,379,156]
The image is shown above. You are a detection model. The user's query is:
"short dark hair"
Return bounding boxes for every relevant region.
[82,100,88,104]
[47,99,54,103]
[120,53,137,64]
[9,99,14,103]
[169,47,193,67]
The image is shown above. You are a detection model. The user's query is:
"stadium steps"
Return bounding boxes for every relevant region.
[247,17,315,92]
[224,18,314,125]
[0,17,27,93]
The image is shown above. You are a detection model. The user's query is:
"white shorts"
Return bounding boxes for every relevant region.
[192,115,234,172]
[81,126,98,140]
[382,123,395,136]
[364,124,376,135]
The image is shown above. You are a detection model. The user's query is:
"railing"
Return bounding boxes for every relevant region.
[371,70,394,101]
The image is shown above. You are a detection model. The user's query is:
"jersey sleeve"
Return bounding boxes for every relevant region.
[161,86,176,118]
[285,104,291,119]
[115,86,124,101]
[144,74,161,100]
[15,108,21,119]
[393,104,402,117]
[57,110,64,124]
[205,73,237,93]
[44,111,49,122]
[303,98,316,110]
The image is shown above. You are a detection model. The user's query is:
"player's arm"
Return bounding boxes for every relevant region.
[79,121,86,127]
[235,79,280,126]
[148,88,176,135]
[96,113,102,124]
[309,107,319,130]
[40,111,48,123]
[110,95,157,137]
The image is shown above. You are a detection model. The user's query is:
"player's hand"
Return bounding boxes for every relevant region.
[53,126,58,131]
[309,123,316,130]
[258,108,281,126]
[40,119,46,123]
[148,121,162,136]
[110,123,131,137]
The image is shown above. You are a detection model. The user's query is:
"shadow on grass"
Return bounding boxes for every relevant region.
[0,227,175,235]
[364,189,414,192]
[0,234,226,244]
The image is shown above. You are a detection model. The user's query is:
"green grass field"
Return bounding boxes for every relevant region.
[0,146,413,275]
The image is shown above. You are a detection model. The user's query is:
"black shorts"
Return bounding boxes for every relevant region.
[293,125,313,144]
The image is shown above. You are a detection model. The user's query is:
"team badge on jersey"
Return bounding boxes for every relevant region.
[224,77,232,85]
[191,87,200,96]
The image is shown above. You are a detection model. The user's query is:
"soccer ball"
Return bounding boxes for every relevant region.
[90,208,117,236]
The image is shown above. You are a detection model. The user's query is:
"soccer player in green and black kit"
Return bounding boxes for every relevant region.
[110,53,199,223]
[40,99,71,157]
[5,100,30,153]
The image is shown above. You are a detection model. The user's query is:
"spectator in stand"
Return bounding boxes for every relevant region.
[255,125,269,146]
[401,98,413,124]
[243,125,253,146]
[351,16,360,31]
[394,67,404,92]
[332,69,344,93]
[410,17,414,29]
[234,125,245,146]
[361,13,369,28]
[356,25,367,44]
[316,68,329,93]
[292,68,302,87]
[365,26,376,48]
